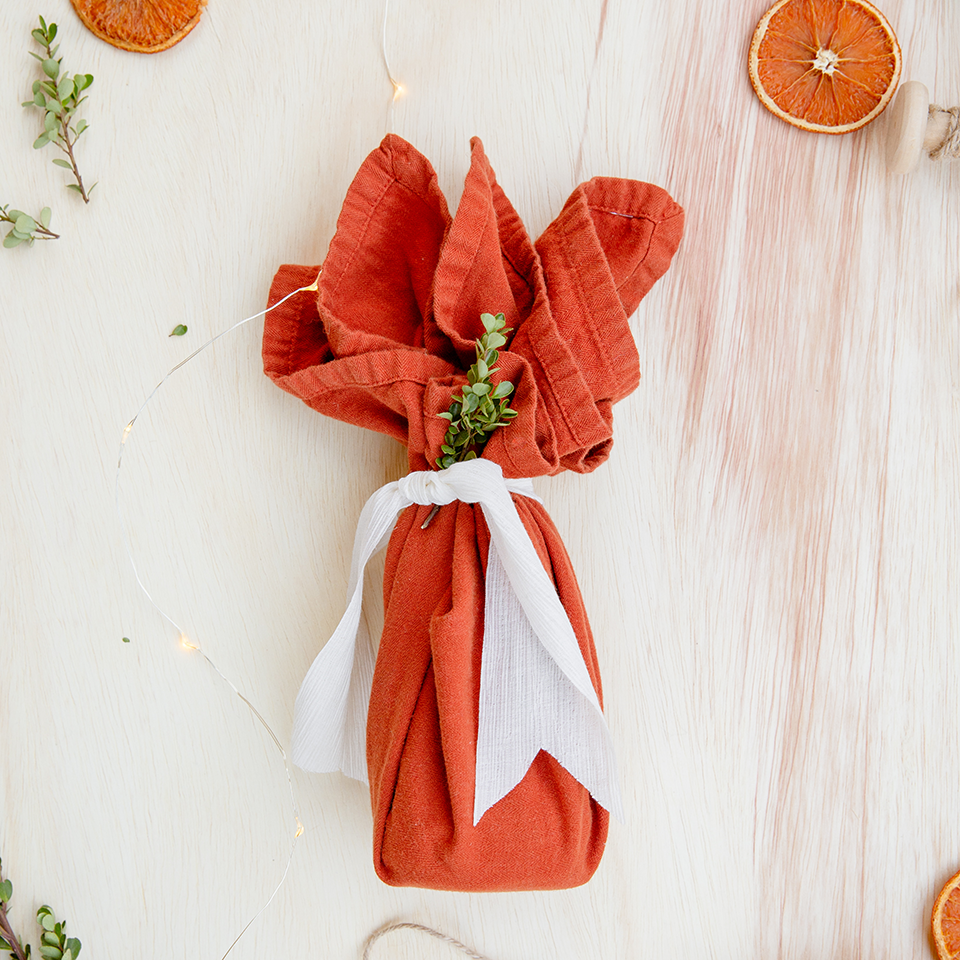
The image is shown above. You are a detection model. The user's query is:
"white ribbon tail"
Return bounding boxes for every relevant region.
[474,543,623,824]
[465,461,623,824]
[290,482,405,781]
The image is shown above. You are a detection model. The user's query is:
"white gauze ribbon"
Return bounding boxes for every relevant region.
[289,458,624,824]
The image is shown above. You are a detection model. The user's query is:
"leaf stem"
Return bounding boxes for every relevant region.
[39,37,89,203]
[0,864,28,960]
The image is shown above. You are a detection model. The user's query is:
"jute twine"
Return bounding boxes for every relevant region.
[929,104,960,161]
[362,922,495,960]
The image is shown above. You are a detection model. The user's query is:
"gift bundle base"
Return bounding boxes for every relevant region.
[375,748,609,892]
[369,500,609,892]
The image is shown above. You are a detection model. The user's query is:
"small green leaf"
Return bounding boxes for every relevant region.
[39,207,51,228]
[65,184,83,194]
[3,234,24,248]
[39,909,56,931]
[41,933,58,947]
[169,324,188,337]
[7,210,25,221]
[486,332,506,349]
[57,77,74,100]
[52,158,72,169]
[471,382,490,395]
[44,111,58,133]
[0,936,12,949]
[32,28,47,44]
[492,381,513,398]
[75,119,87,134]
[42,59,59,80]
[440,444,456,456]
[33,134,50,149]
[39,946,61,960]
[480,312,498,332]
[0,879,12,902]
[15,214,36,234]
[65,938,80,959]
[48,22,57,41]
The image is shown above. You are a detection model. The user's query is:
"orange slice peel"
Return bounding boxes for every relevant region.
[70,0,207,54]
[934,869,960,960]
[748,0,901,134]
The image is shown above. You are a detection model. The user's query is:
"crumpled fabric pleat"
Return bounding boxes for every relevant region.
[263,135,684,891]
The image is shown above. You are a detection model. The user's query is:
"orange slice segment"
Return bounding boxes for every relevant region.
[934,869,960,960]
[748,0,901,134]
[70,0,207,53]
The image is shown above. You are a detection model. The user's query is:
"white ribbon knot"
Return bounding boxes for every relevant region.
[290,458,623,824]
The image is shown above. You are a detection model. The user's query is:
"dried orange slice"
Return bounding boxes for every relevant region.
[934,869,960,960]
[70,0,207,53]
[748,0,901,134]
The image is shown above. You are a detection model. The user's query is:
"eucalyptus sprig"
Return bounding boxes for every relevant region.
[436,312,518,469]
[1,205,58,247]
[22,16,95,203]
[0,860,82,960]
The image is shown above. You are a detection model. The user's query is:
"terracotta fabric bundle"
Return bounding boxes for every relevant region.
[263,135,683,891]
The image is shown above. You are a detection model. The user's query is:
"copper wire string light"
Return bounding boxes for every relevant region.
[115,275,318,960]
[382,0,405,131]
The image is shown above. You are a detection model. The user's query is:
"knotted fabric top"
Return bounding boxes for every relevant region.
[263,135,684,475]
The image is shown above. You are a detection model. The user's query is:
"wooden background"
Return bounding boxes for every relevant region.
[1,0,958,957]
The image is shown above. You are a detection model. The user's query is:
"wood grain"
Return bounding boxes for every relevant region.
[1,0,958,957]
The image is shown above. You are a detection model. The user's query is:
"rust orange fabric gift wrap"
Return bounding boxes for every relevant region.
[262,135,684,891]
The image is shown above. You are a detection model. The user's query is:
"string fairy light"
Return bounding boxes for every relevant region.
[381,0,405,130]
[115,274,319,960]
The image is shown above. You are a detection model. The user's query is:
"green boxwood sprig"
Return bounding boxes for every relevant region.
[0,860,81,960]
[436,312,518,469]
[1,205,57,247]
[22,16,95,203]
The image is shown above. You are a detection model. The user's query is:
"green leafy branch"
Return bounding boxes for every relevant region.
[1,205,57,248]
[0,860,81,960]
[22,16,95,203]
[436,312,518,469]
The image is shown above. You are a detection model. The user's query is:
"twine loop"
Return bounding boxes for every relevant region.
[362,922,493,960]
[928,104,960,161]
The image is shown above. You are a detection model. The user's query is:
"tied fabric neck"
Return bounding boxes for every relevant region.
[290,459,623,824]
